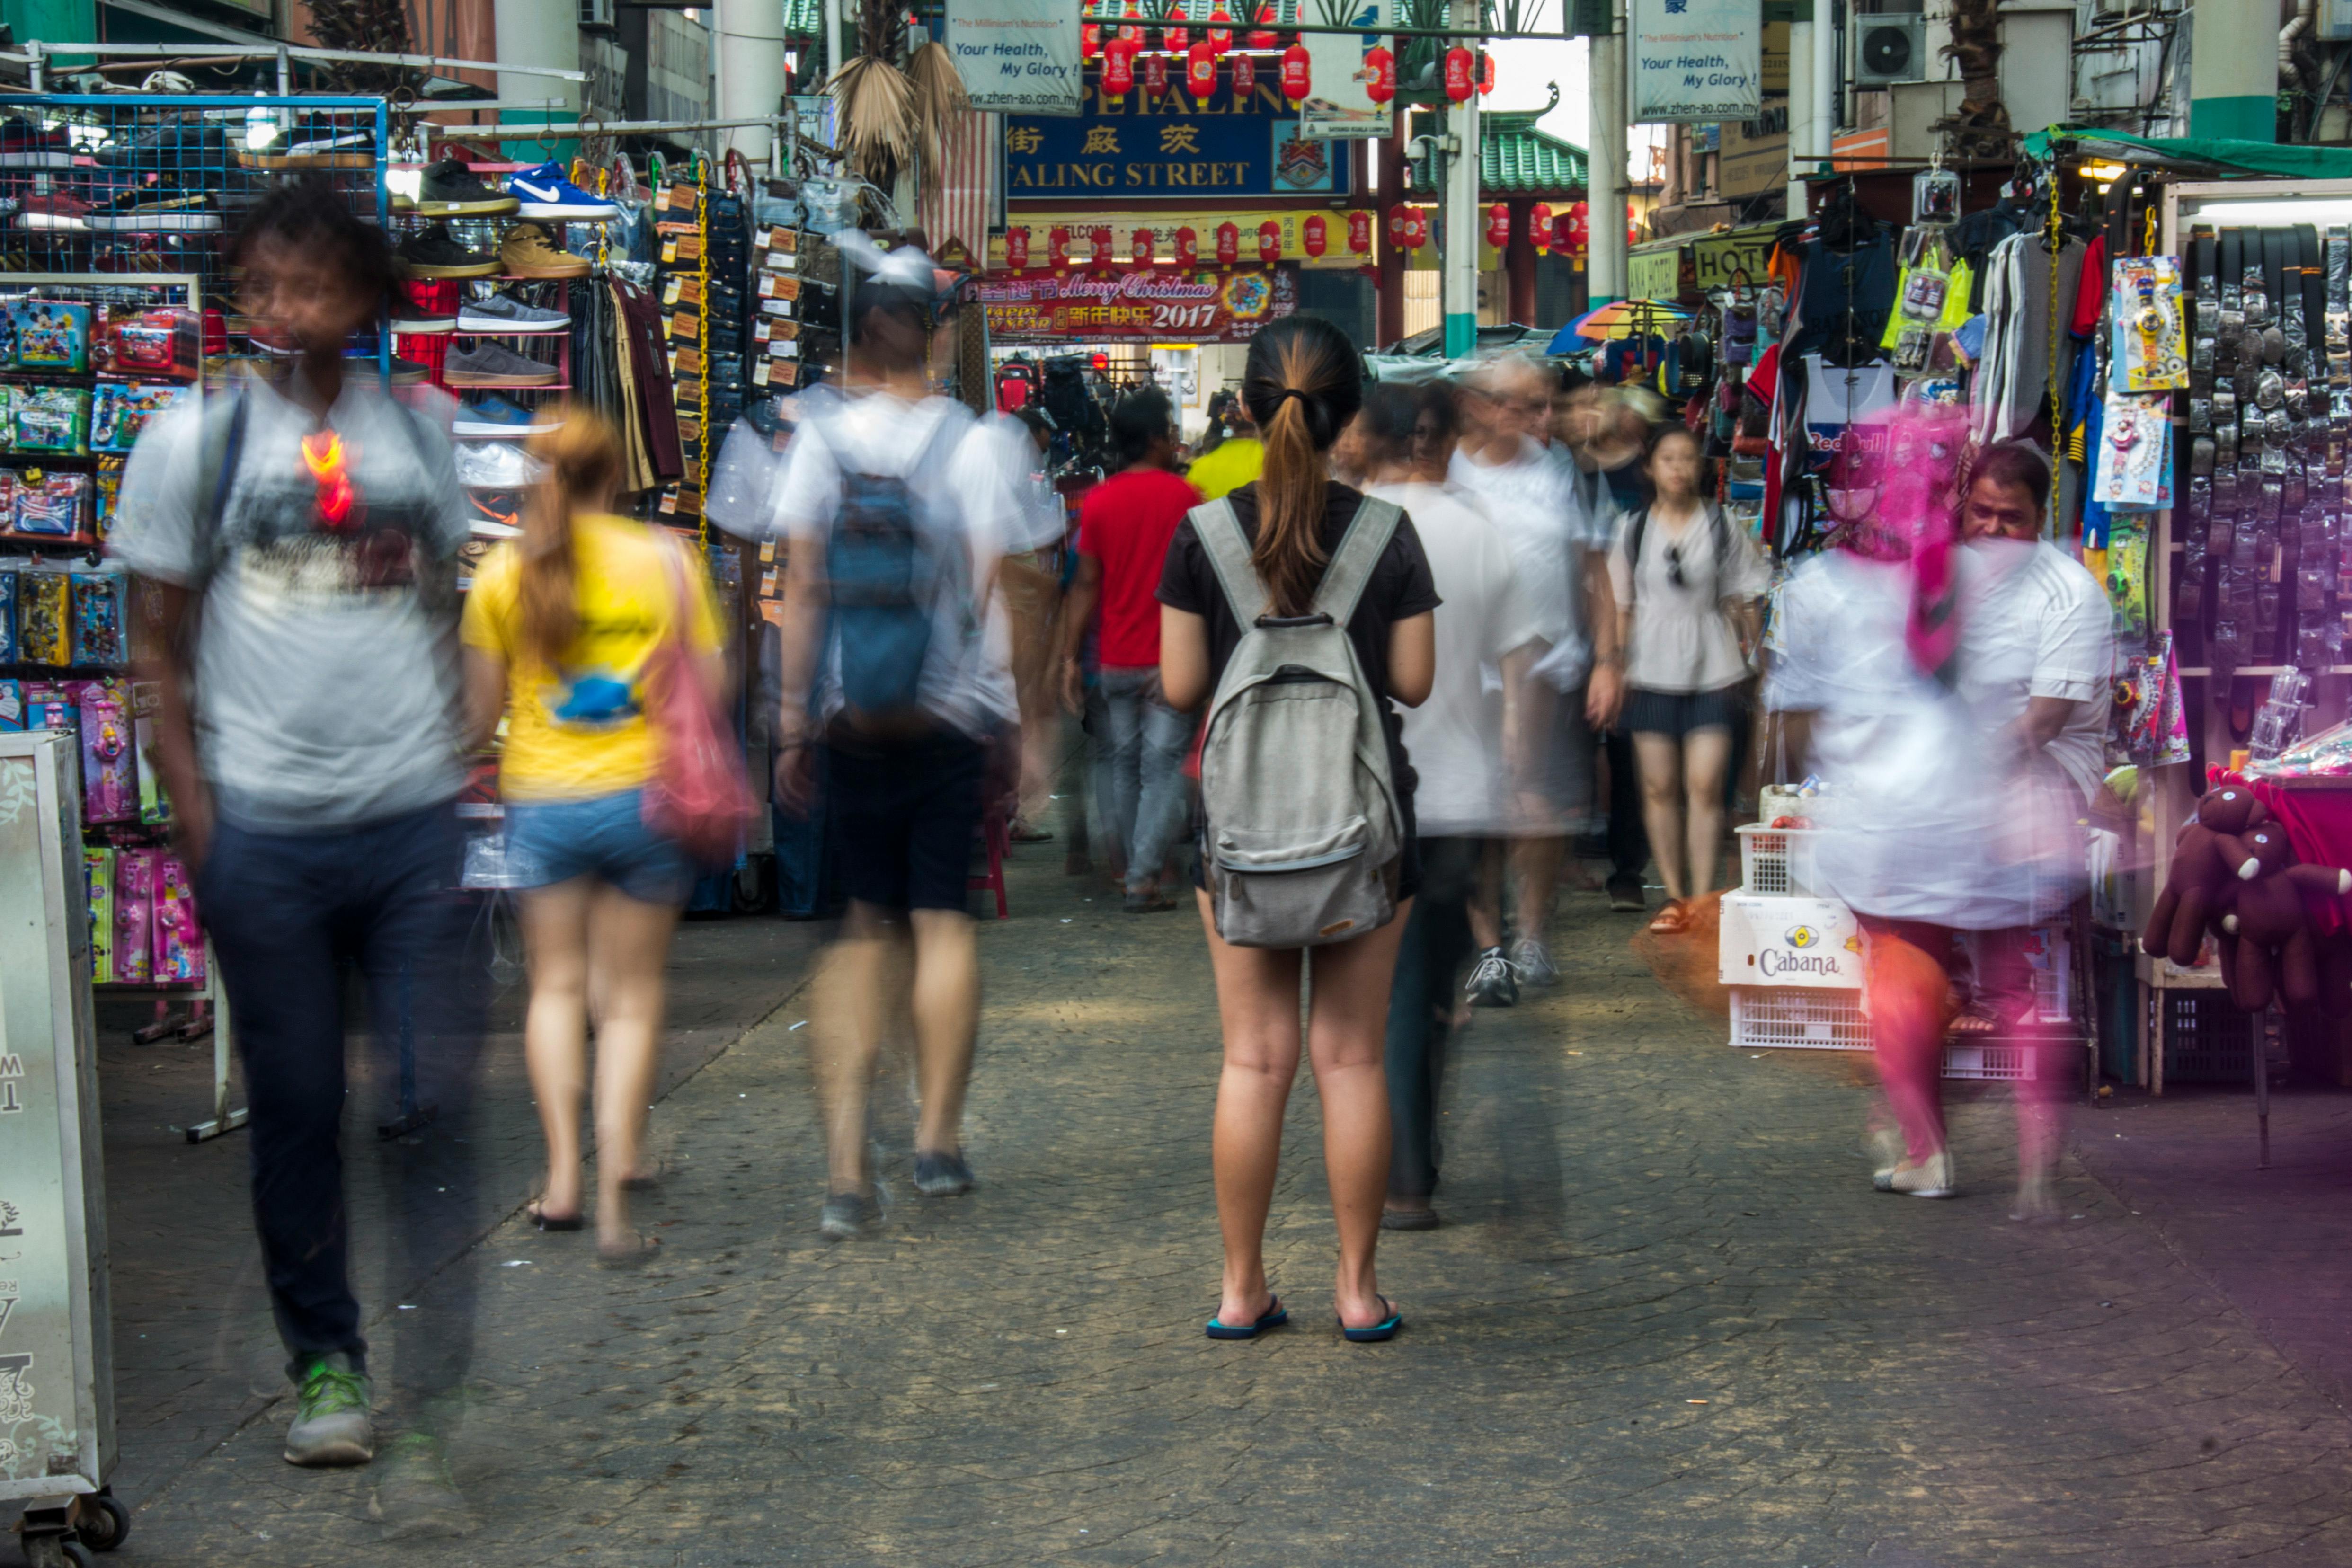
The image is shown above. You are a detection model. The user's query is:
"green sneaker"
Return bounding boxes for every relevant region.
[284,1353,374,1467]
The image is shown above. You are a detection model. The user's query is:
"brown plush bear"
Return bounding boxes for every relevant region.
[2142,785,2271,968]
[2214,822,2352,1012]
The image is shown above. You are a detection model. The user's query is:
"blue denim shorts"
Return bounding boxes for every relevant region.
[503,788,695,906]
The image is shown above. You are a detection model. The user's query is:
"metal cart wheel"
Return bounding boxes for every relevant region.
[69,1492,125,1553]
[58,1541,91,1568]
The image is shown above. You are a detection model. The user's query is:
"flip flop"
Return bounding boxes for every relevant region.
[619,1156,670,1192]
[595,1231,663,1268]
[1205,1295,1288,1340]
[1340,1295,1402,1344]
[527,1199,583,1232]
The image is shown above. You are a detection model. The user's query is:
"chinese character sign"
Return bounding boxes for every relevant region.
[947,0,1084,115]
[1631,0,1760,123]
[1004,77,1348,195]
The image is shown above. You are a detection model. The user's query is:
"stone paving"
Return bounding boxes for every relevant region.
[81,849,2352,1565]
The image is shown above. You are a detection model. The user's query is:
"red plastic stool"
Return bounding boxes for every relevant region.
[969,809,1010,919]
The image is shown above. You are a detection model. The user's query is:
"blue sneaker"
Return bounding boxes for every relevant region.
[504,161,619,222]
[452,392,560,438]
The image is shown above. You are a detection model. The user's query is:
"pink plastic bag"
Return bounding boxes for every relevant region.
[639,539,754,867]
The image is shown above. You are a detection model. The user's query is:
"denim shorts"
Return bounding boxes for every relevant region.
[503,788,695,906]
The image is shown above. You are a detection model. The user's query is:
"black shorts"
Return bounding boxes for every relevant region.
[825,732,987,912]
[1623,682,1746,739]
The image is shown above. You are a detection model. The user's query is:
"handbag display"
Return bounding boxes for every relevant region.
[640,537,756,865]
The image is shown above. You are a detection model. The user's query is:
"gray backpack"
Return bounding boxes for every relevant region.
[1193,495,1405,948]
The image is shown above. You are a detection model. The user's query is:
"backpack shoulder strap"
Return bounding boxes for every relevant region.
[1189,498,1264,624]
[1625,505,1650,580]
[192,386,249,586]
[1310,496,1402,625]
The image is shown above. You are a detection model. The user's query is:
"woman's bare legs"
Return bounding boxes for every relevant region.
[1679,725,1734,899]
[584,884,682,1253]
[1633,731,1689,902]
[519,880,596,1223]
[1199,891,1409,1331]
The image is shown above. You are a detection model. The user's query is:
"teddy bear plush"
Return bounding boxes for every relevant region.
[2212,821,2352,1012]
[2142,785,2271,969]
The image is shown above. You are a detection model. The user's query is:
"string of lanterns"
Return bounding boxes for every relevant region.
[1076,4,1501,105]
[1003,211,1390,271]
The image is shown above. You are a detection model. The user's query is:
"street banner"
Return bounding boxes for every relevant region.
[975,267,1297,341]
[946,0,1084,116]
[1004,79,1350,197]
[1298,0,1390,141]
[1630,0,1760,124]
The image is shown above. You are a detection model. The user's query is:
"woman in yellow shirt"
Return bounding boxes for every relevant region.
[461,409,726,1264]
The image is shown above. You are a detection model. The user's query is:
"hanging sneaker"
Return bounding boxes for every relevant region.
[1465,946,1519,1008]
[455,289,571,333]
[453,440,545,487]
[266,114,376,169]
[498,221,589,279]
[344,350,431,386]
[444,341,558,387]
[0,116,73,168]
[395,224,499,279]
[17,192,90,231]
[452,392,562,438]
[505,160,620,221]
[86,193,220,232]
[413,157,517,216]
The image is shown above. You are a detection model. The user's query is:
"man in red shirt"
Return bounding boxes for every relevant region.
[1057,387,1202,912]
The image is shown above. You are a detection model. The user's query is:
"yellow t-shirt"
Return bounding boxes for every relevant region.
[460,514,726,801]
[1186,436,1264,502]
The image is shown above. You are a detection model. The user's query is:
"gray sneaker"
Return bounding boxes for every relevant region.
[457,289,571,334]
[443,341,558,387]
[1465,946,1519,1008]
[284,1353,374,1467]
[1509,938,1558,987]
[819,1191,879,1241]
[914,1151,975,1196]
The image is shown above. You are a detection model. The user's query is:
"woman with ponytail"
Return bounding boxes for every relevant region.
[462,408,727,1264]
[1158,317,1439,1342]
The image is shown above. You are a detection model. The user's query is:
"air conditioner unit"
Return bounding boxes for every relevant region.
[1854,17,1927,87]
[579,0,615,30]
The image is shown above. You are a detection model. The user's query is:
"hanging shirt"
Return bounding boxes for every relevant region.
[1797,354,1899,479]
[1787,231,1897,359]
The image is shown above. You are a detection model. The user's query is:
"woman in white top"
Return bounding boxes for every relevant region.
[1604,424,1771,932]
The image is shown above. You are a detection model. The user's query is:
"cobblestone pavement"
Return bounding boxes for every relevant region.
[98,850,2352,1565]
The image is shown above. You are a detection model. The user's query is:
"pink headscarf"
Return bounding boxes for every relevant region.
[1821,400,1968,681]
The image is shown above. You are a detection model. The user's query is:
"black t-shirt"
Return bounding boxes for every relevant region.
[1157,479,1441,797]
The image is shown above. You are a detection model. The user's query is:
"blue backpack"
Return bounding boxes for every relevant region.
[824,415,964,724]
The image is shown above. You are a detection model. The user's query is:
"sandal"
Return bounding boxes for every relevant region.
[527,1199,583,1232]
[1205,1295,1288,1340]
[619,1155,671,1192]
[1947,999,2002,1036]
[1645,900,1691,936]
[1339,1294,1403,1343]
[596,1231,663,1267]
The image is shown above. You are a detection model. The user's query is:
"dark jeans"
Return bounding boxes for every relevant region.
[197,801,482,1402]
[1382,837,1482,1201]
[1604,725,1647,890]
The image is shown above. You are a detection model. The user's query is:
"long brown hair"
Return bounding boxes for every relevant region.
[518,407,624,668]
[1239,316,1365,615]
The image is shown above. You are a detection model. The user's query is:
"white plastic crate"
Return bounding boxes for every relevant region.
[1736,824,1827,897]
[1730,986,1871,1050]
[1940,1042,2033,1080]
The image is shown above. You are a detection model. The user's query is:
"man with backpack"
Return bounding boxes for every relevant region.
[112,178,483,1522]
[770,253,1022,1240]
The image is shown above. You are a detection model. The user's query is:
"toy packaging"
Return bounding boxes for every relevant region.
[77,682,135,823]
[99,307,200,381]
[23,681,75,737]
[93,457,123,539]
[85,846,114,984]
[90,381,178,452]
[132,680,170,824]
[112,848,154,984]
[70,572,125,666]
[0,567,15,663]
[11,471,87,538]
[13,386,89,454]
[11,299,91,373]
[153,854,202,983]
[16,571,69,664]
[0,679,22,732]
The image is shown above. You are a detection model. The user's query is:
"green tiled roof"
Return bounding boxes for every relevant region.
[1408,108,1589,197]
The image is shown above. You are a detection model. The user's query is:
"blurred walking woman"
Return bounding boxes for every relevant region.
[1158,318,1439,1342]
[1605,424,1768,933]
[462,410,726,1263]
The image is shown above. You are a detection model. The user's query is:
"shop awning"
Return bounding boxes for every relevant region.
[2023,127,2352,181]
[1407,101,1589,199]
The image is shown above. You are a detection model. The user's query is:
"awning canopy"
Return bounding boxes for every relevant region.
[2022,127,2352,181]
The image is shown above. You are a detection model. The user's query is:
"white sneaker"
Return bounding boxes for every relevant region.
[1877,1151,1957,1198]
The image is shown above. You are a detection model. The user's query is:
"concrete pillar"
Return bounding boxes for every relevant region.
[1786,18,1811,220]
[2189,0,2279,142]
[1442,0,1483,358]
[1377,130,1406,346]
[717,0,789,163]
[1588,9,1627,308]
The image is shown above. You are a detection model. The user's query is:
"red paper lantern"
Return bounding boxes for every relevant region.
[1132,227,1155,265]
[1102,35,1138,102]
[1207,5,1233,52]
[1558,200,1589,256]
[1231,52,1256,95]
[1258,219,1281,264]
[1442,45,1473,102]
[1143,51,1170,97]
[1092,350,1110,371]
[1118,0,1141,40]
[1005,226,1030,269]
[1247,3,1280,49]
[1302,214,1327,257]
[1175,225,1198,266]
[1385,203,1410,248]
[1363,44,1395,105]
[1163,23,1189,50]
[1280,42,1311,101]
[1090,226,1114,267]
[1346,209,1371,254]
[1215,221,1240,265]
[1049,226,1072,267]
[1186,40,1218,95]
[1477,49,1495,95]
[1082,22,1101,60]
[1485,202,1510,249]
[1404,208,1428,248]
[1529,202,1553,252]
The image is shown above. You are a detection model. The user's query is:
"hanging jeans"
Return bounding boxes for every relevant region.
[1088,665,1192,894]
[1381,836,1482,1201]
[195,800,484,1417]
